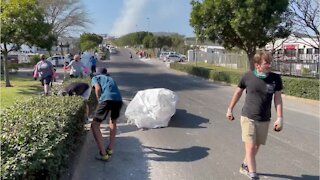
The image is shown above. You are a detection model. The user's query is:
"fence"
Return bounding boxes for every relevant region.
[193,51,249,71]
[190,50,319,78]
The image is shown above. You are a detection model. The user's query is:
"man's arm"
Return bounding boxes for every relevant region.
[94,84,101,101]
[273,91,283,131]
[226,87,244,121]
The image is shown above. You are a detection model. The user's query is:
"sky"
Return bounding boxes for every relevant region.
[81,0,195,37]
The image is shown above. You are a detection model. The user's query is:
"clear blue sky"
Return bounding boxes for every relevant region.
[81,0,195,37]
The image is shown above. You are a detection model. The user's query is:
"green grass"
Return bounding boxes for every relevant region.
[0,76,42,108]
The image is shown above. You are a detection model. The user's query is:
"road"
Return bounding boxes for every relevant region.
[67,48,319,180]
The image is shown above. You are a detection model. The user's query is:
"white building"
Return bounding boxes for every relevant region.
[265,34,319,61]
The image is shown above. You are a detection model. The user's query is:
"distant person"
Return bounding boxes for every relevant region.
[33,54,55,96]
[59,82,91,122]
[90,56,97,74]
[129,52,133,60]
[226,51,283,180]
[91,67,123,161]
[65,55,87,78]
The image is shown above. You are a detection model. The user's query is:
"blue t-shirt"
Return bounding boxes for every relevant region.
[90,57,97,66]
[91,75,122,102]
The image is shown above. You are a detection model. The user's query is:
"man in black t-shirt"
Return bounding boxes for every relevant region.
[226,51,283,180]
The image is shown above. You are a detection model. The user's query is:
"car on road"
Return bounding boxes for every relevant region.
[110,48,117,54]
[164,54,184,62]
[47,55,70,67]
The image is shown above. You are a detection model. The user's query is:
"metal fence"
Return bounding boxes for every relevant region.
[190,50,319,78]
[272,60,319,78]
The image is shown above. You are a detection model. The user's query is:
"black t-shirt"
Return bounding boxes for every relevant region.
[64,83,89,96]
[239,71,283,121]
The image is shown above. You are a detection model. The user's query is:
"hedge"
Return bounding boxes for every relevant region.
[51,77,98,113]
[170,63,319,100]
[0,96,86,179]
[0,77,99,180]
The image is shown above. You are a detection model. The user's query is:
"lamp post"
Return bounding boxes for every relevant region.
[146,17,150,32]
[59,42,70,80]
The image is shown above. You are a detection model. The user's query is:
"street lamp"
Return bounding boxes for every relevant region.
[58,42,70,80]
[146,17,150,32]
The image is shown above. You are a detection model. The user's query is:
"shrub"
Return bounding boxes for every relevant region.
[51,77,98,114]
[30,55,41,65]
[0,96,86,179]
[282,76,319,100]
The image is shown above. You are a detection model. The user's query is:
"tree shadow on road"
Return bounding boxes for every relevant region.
[168,109,210,129]
[143,145,210,162]
[259,173,319,180]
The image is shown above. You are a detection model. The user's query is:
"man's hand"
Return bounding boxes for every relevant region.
[274,117,283,132]
[226,108,235,121]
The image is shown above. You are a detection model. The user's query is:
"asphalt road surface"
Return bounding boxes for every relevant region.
[67,48,319,180]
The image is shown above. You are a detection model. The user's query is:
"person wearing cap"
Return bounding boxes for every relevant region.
[33,54,55,96]
[59,82,91,122]
[90,67,123,161]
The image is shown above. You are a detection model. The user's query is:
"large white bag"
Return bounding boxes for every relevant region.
[125,88,178,129]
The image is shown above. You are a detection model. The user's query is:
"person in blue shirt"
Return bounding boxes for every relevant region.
[91,67,122,161]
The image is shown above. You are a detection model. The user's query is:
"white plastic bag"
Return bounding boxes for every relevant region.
[125,88,178,129]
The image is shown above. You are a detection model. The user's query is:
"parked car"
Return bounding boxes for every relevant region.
[177,53,187,61]
[110,48,117,54]
[164,54,184,62]
[47,55,70,67]
[160,52,170,60]
[160,51,177,60]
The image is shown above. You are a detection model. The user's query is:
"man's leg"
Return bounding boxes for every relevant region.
[245,143,261,173]
[243,144,260,164]
[91,120,106,155]
[107,119,117,150]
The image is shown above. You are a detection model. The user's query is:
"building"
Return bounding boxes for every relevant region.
[265,34,319,62]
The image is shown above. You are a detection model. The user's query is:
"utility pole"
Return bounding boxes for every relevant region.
[146,17,150,32]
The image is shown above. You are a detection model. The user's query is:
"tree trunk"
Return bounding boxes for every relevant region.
[3,52,12,87]
[247,51,256,71]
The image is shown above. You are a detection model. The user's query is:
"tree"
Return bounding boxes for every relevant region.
[38,0,91,38]
[190,0,291,70]
[289,0,320,49]
[269,10,292,54]
[0,0,56,87]
[80,33,103,52]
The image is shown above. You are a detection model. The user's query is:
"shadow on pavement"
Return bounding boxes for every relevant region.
[66,135,150,180]
[142,145,210,162]
[169,109,210,129]
[259,173,319,180]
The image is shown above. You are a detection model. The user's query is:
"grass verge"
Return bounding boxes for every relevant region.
[0,76,42,108]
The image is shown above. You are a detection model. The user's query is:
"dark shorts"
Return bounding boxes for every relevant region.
[93,100,123,122]
[40,75,52,86]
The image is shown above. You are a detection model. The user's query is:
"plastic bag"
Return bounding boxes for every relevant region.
[125,88,178,129]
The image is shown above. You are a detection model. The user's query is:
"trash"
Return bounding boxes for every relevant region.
[125,88,178,129]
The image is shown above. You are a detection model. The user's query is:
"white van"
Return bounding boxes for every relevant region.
[47,55,70,67]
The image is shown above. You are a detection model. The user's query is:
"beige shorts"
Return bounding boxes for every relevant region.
[240,116,270,145]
